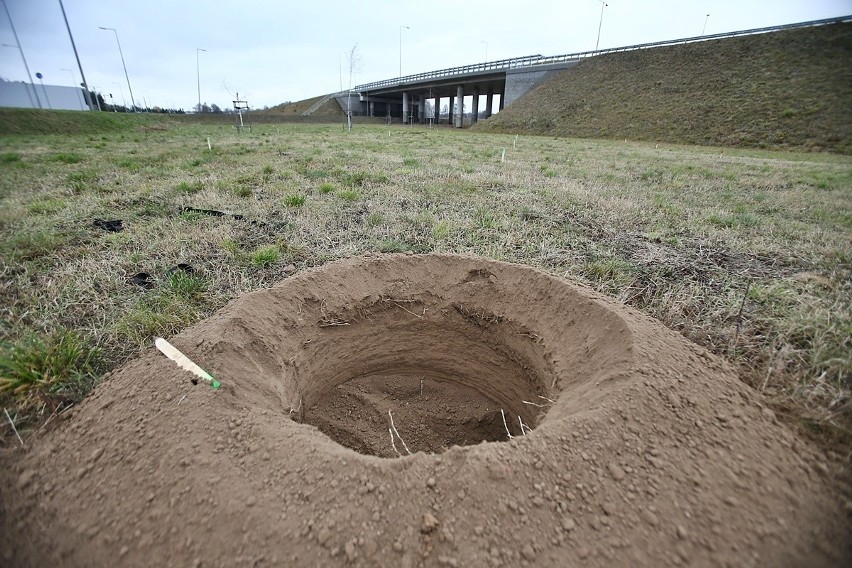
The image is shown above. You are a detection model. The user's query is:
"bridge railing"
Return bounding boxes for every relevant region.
[354,53,546,91]
[353,15,851,92]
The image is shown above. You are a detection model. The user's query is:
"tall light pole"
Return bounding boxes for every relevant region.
[595,1,608,53]
[99,26,136,112]
[1,1,41,108]
[480,40,488,62]
[61,67,85,110]
[702,13,710,36]
[196,48,206,113]
[399,25,410,82]
[35,72,52,109]
[111,82,127,109]
[59,0,93,110]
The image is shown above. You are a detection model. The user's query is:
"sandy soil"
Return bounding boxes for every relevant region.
[1,254,849,567]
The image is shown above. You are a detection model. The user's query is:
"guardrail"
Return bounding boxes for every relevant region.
[354,15,851,92]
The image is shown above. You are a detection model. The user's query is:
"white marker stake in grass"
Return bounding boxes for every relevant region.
[207,137,212,151]
[501,149,506,163]
[155,337,221,390]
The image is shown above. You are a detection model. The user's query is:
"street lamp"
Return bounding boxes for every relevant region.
[481,40,488,62]
[61,67,85,110]
[399,25,410,82]
[702,13,710,36]
[196,48,206,113]
[35,72,52,109]
[111,82,127,110]
[58,0,93,110]
[595,1,608,53]
[99,26,136,112]
[0,0,41,108]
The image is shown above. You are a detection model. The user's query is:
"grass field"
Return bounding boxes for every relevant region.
[0,117,849,449]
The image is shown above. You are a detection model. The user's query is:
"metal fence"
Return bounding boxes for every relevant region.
[354,15,851,92]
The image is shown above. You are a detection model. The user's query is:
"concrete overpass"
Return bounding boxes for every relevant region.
[337,54,578,128]
[328,15,851,128]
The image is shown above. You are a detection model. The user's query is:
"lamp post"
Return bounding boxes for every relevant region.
[99,26,136,112]
[481,40,488,62]
[61,67,85,110]
[0,1,41,108]
[595,1,608,53]
[196,48,206,113]
[35,72,52,109]
[111,82,127,111]
[702,13,710,36]
[58,0,93,110]
[399,25,410,82]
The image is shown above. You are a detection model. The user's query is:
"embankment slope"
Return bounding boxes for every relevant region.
[479,22,852,153]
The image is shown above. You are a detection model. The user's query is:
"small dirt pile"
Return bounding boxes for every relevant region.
[2,254,849,567]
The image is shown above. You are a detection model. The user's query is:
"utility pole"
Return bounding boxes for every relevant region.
[595,1,608,53]
[99,26,136,112]
[58,0,93,109]
[196,48,206,113]
[1,0,41,108]
[399,25,410,82]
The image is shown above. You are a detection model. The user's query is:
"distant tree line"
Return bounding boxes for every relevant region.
[193,102,234,114]
[86,90,187,114]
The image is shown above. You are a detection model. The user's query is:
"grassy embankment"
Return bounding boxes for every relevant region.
[480,22,852,153]
[0,112,849,452]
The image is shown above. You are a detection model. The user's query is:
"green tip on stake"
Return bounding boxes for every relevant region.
[155,337,222,391]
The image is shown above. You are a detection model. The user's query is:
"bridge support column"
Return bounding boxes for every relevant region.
[471,88,480,124]
[449,95,454,126]
[418,96,425,124]
[402,92,409,124]
[499,92,504,111]
[454,85,464,128]
[434,96,440,122]
[369,101,375,117]
[485,88,493,118]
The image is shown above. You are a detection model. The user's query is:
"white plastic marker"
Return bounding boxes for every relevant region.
[155,337,221,390]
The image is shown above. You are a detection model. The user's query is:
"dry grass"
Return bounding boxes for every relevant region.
[0,118,849,451]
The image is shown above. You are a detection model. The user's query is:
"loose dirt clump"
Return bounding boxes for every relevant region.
[1,254,849,567]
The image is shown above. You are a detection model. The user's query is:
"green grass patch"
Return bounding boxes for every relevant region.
[52,152,84,164]
[176,180,203,194]
[283,193,306,207]
[0,330,100,411]
[337,189,360,201]
[28,198,66,215]
[250,245,280,267]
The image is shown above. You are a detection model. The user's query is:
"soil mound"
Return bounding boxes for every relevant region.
[2,254,849,567]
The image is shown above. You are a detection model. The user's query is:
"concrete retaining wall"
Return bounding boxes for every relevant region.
[503,61,579,107]
[0,81,90,111]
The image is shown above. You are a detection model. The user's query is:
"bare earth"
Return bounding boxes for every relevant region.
[1,254,849,567]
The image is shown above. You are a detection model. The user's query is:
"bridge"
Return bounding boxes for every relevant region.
[326,15,851,127]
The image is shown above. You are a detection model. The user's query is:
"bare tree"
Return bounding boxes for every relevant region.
[345,44,362,132]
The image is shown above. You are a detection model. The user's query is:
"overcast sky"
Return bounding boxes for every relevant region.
[0,0,848,110]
